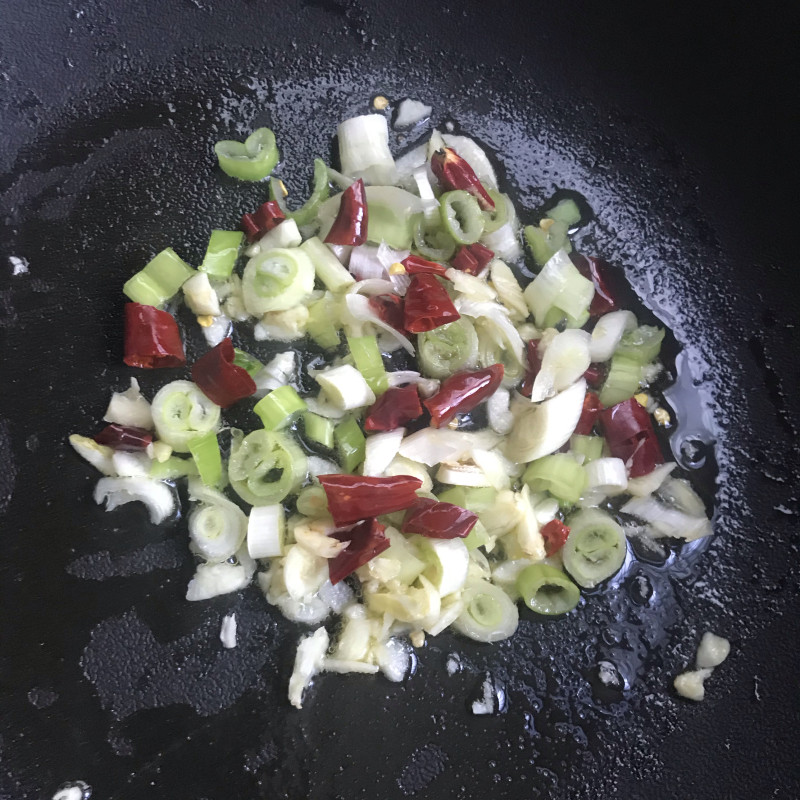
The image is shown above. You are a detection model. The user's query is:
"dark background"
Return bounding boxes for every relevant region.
[1,2,798,799]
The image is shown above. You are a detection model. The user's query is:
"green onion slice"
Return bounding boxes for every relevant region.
[188,430,222,487]
[614,325,665,365]
[418,317,479,379]
[347,335,389,395]
[334,417,366,473]
[150,380,221,453]
[562,508,627,588]
[241,247,315,316]
[295,484,330,518]
[254,386,307,431]
[517,563,580,616]
[413,213,457,261]
[228,429,307,506]
[232,349,264,378]
[453,578,519,642]
[481,189,510,234]
[523,453,587,505]
[301,412,335,450]
[439,190,485,245]
[599,354,642,407]
[214,127,279,181]
[270,158,331,227]
[200,230,244,279]
[123,247,195,307]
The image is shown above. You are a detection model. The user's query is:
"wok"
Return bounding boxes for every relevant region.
[1,2,798,798]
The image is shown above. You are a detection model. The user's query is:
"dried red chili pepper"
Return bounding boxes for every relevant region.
[540,519,571,557]
[241,200,286,242]
[94,423,153,451]
[423,364,504,428]
[329,517,390,584]
[318,474,423,526]
[574,391,602,435]
[583,362,607,389]
[191,337,256,408]
[324,178,368,246]
[519,339,542,398]
[403,273,460,333]
[572,253,619,316]
[430,147,495,211]
[401,254,448,277]
[123,302,186,369]
[599,398,664,478]
[400,497,478,539]
[364,385,423,431]
[452,242,495,275]
[368,293,406,333]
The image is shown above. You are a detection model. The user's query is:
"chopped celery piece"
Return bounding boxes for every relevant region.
[228,429,307,506]
[439,190,485,245]
[418,318,479,379]
[524,221,571,268]
[301,236,355,293]
[254,386,307,431]
[334,417,366,473]
[302,412,335,450]
[523,453,587,505]
[614,325,665,365]
[233,349,263,378]
[123,248,195,306]
[188,431,222,487]
[517,563,580,615]
[347,335,389,395]
[306,295,341,349]
[214,127,279,181]
[270,158,331,227]
[570,434,605,464]
[200,230,244,279]
[149,455,199,479]
[545,199,582,228]
[599,354,642,407]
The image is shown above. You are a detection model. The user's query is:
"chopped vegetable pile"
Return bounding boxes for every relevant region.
[70,102,713,709]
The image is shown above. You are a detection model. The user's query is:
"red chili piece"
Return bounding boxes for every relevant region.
[191,337,256,408]
[519,339,542,398]
[318,474,423,527]
[403,273,460,333]
[430,147,495,211]
[94,424,153,451]
[329,517,390,585]
[452,242,495,275]
[574,391,602,436]
[123,302,186,369]
[599,398,664,478]
[241,200,286,242]
[423,364,504,428]
[540,519,571,557]
[324,178,368,246]
[401,255,448,277]
[583,363,607,389]
[401,497,478,539]
[572,253,619,316]
[368,293,406,333]
[364,385,423,431]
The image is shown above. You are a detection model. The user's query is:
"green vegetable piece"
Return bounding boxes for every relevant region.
[517,563,581,615]
[524,221,572,268]
[439,190,485,245]
[200,230,244,279]
[334,417,366,473]
[462,519,491,551]
[562,508,627,588]
[481,189,510,234]
[418,318,479,379]
[306,295,341,350]
[413,213,457,261]
[545,198,582,228]
[599,354,642,407]
[214,127,279,181]
[295,484,330,518]
[254,386,307,431]
[241,247,315,316]
[570,434,605,464]
[384,528,426,585]
[523,453,587,505]
[302,412,335,450]
[614,325,665,365]
[188,430,222,487]
[453,578,519,642]
[301,236,355,293]
[150,379,221,453]
[123,247,196,307]
[347,335,389,395]
[232,349,263,378]
[228,429,307,506]
[149,455,199,480]
[269,158,330,227]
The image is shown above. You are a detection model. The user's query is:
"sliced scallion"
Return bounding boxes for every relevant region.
[200,230,244,279]
[306,294,342,350]
[232,349,264,378]
[214,127,279,181]
[123,248,195,307]
[413,214,457,261]
[570,434,605,464]
[347,335,389,395]
[242,247,315,316]
[517,563,580,616]
[300,236,355,293]
[599,354,642,407]
[334,416,366,472]
[614,325,665,365]
[254,386,307,431]
[523,453,587,505]
[453,578,519,642]
[150,380,221,453]
[270,158,331,227]
[302,412,335,449]
[562,508,626,588]
[295,485,330,518]
[188,430,222,487]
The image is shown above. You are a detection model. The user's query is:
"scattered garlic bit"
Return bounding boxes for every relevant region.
[288,627,329,709]
[220,613,237,649]
[410,630,425,648]
[393,99,432,128]
[654,407,671,426]
[372,95,389,111]
[696,632,731,669]
[674,631,730,700]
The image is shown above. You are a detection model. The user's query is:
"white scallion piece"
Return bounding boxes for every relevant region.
[69,434,116,476]
[419,537,469,597]
[93,477,175,524]
[111,451,151,478]
[400,428,502,467]
[315,364,375,411]
[363,428,405,477]
[252,351,297,398]
[531,329,591,402]
[580,457,629,507]
[103,378,153,429]
[337,114,397,185]
[620,496,712,541]
[524,249,595,327]
[183,271,221,316]
[220,613,237,649]
[589,309,638,362]
[626,462,676,496]
[185,560,251,601]
[247,504,285,559]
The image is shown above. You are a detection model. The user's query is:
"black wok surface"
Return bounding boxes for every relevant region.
[1,2,798,798]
